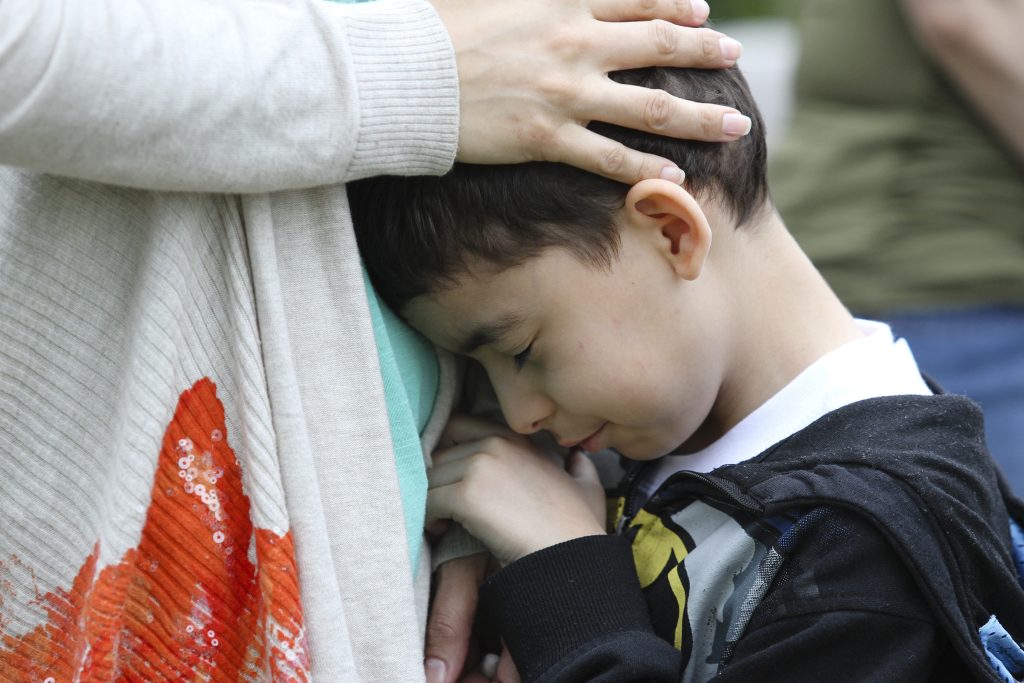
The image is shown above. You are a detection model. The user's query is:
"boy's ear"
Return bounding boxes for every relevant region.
[623,179,712,281]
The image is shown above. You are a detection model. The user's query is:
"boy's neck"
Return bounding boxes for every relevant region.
[679,209,863,454]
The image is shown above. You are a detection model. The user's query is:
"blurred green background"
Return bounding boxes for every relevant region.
[711,0,794,19]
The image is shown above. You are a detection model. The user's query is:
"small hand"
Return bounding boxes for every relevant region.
[427,416,606,567]
[431,0,749,184]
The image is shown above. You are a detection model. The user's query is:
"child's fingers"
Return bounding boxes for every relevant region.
[432,434,521,470]
[566,449,600,484]
[432,440,482,468]
[429,437,534,491]
[567,450,608,525]
[424,518,451,537]
[439,414,523,448]
[426,482,469,528]
[427,453,477,490]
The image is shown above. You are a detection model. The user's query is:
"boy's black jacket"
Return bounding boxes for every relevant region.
[481,394,1024,682]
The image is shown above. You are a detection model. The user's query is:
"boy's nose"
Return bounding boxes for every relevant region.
[501,389,555,436]
[509,415,544,435]
[506,408,547,436]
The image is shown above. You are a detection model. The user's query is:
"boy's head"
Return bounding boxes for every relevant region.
[350,64,770,459]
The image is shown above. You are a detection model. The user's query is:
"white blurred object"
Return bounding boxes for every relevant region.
[480,653,500,679]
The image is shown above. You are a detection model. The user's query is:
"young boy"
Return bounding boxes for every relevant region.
[348,65,1024,682]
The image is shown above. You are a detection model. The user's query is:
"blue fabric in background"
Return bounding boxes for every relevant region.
[885,306,1024,495]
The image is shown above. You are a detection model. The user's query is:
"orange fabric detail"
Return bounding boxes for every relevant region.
[0,378,310,682]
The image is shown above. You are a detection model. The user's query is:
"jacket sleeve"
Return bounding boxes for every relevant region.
[480,535,681,683]
[0,0,458,192]
[715,509,968,682]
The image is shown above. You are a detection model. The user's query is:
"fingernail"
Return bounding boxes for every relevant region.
[719,37,743,62]
[722,112,751,137]
[481,653,500,679]
[690,0,710,22]
[660,166,685,184]
[425,658,446,683]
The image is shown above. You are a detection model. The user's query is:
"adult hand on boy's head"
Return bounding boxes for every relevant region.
[431,0,750,185]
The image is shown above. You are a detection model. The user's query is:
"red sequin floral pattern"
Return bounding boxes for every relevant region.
[0,378,309,682]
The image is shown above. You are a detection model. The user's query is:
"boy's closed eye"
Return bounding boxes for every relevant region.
[512,343,533,371]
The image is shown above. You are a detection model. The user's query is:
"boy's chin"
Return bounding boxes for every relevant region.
[615,439,682,462]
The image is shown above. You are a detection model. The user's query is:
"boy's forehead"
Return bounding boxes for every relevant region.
[404,282,528,354]
[403,247,584,350]
[452,312,527,354]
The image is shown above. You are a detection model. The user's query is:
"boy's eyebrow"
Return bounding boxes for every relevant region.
[457,313,524,354]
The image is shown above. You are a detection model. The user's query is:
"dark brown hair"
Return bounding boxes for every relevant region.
[349,64,768,312]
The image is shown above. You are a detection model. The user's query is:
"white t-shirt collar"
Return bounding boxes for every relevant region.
[639,320,932,498]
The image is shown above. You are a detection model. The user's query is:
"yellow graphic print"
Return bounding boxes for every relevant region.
[622,506,691,649]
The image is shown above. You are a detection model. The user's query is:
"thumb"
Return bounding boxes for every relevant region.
[567,449,601,485]
[425,554,489,683]
[567,450,607,525]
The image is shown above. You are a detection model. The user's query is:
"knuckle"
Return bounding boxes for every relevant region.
[650,19,678,56]
[633,0,690,23]
[535,74,562,100]
[536,75,577,111]
[464,453,499,486]
[642,89,675,131]
[632,156,651,184]
[636,0,659,19]
[547,24,587,63]
[459,476,491,510]
[463,455,489,481]
[426,613,464,644]
[699,107,719,138]
[479,435,509,453]
[700,28,718,63]
[518,110,560,159]
[599,143,630,177]
[672,0,692,23]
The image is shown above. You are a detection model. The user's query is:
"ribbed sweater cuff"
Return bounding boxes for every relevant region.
[432,523,488,571]
[480,535,656,682]
[341,0,459,178]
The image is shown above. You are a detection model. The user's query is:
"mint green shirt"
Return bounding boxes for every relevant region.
[364,270,438,572]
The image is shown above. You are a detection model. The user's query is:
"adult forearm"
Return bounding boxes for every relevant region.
[0,0,458,192]
[901,0,1024,162]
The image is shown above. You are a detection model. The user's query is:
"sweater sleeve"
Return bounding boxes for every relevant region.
[480,535,681,683]
[0,0,458,192]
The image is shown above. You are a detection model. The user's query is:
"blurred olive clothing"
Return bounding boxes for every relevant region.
[770,0,1024,315]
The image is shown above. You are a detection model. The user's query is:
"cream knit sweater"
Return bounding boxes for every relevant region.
[0,0,459,680]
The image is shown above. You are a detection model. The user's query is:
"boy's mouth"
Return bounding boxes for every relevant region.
[560,423,608,452]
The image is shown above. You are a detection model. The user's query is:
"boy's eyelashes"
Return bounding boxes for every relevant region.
[513,342,534,371]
